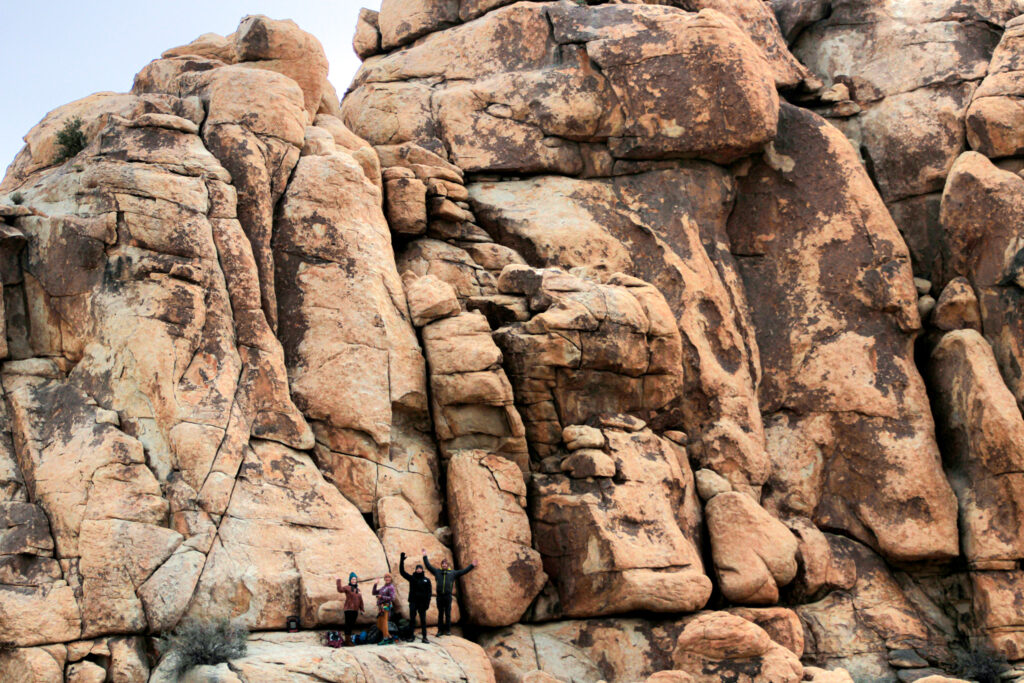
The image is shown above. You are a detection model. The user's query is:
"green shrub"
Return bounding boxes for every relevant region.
[954,645,1010,683]
[161,618,248,675]
[55,116,87,162]
[9,192,24,205]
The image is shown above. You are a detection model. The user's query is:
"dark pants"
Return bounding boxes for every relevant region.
[344,610,358,639]
[409,601,429,638]
[437,594,453,633]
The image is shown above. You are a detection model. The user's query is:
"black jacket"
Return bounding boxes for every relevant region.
[400,555,433,605]
[423,555,475,596]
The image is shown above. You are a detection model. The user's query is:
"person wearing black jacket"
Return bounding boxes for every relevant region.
[422,548,476,636]
[399,552,432,643]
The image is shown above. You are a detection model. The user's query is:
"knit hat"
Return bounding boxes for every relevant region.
[349,572,358,581]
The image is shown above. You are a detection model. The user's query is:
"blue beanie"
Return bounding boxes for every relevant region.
[349,572,358,581]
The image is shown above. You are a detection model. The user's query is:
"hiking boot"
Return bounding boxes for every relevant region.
[421,636,429,644]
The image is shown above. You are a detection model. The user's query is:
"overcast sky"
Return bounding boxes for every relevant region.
[0,0,381,176]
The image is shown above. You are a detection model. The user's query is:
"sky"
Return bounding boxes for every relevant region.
[0,0,382,176]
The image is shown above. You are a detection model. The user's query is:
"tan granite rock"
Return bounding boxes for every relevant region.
[447,450,545,627]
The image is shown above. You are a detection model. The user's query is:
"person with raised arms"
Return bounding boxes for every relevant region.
[421,548,476,636]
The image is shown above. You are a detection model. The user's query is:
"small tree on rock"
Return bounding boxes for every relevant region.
[55,116,87,162]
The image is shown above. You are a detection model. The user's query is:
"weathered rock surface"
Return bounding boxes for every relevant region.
[939,151,1024,414]
[933,277,983,332]
[730,103,959,563]
[530,424,710,618]
[149,632,496,682]
[423,312,529,469]
[970,569,1024,660]
[796,534,956,681]
[672,611,803,683]
[345,2,780,168]
[473,172,769,497]
[789,0,1022,283]
[492,266,685,460]
[447,450,546,627]
[706,492,798,604]
[5,2,1024,681]
[0,15,395,657]
[929,330,1024,568]
[480,610,833,683]
[967,16,1024,158]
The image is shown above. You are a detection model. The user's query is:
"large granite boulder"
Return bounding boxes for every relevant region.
[939,152,1024,414]
[729,103,959,563]
[447,450,546,627]
[966,16,1024,158]
[345,3,781,169]
[529,423,710,618]
[929,330,1024,568]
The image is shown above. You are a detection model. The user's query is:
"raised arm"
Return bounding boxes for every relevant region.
[336,577,344,593]
[399,552,412,581]
[453,561,476,578]
[422,551,438,576]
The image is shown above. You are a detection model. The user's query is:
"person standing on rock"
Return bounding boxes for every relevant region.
[372,573,398,645]
[399,551,433,643]
[335,572,365,645]
[422,549,476,636]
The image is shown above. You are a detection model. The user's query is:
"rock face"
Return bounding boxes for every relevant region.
[472,172,770,499]
[672,611,803,683]
[705,491,798,604]
[0,13,425,677]
[939,152,1024,414]
[930,330,1024,568]
[530,423,711,618]
[345,2,780,168]
[789,0,1022,284]
[967,16,1024,158]
[479,611,804,683]
[148,631,496,683]
[3,1,1024,681]
[729,103,959,564]
[447,450,546,627]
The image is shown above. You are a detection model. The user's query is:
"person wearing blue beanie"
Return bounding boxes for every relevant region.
[336,572,364,644]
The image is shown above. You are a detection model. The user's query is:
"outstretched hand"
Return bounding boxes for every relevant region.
[421,548,426,555]
[400,551,406,559]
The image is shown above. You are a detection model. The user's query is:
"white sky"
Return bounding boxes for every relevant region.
[0,0,382,177]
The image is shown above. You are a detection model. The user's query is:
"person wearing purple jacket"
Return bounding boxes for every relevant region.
[372,573,397,645]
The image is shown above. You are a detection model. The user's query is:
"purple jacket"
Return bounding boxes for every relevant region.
[372,582,397,608]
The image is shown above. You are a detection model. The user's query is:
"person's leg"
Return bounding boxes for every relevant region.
[406,602,418,641]
[438,595,451,634]
[418,604,428,640]
[344,610,357,640]
[376,609,388,643]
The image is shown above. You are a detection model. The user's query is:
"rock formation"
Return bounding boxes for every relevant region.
[2,1,1024,681]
